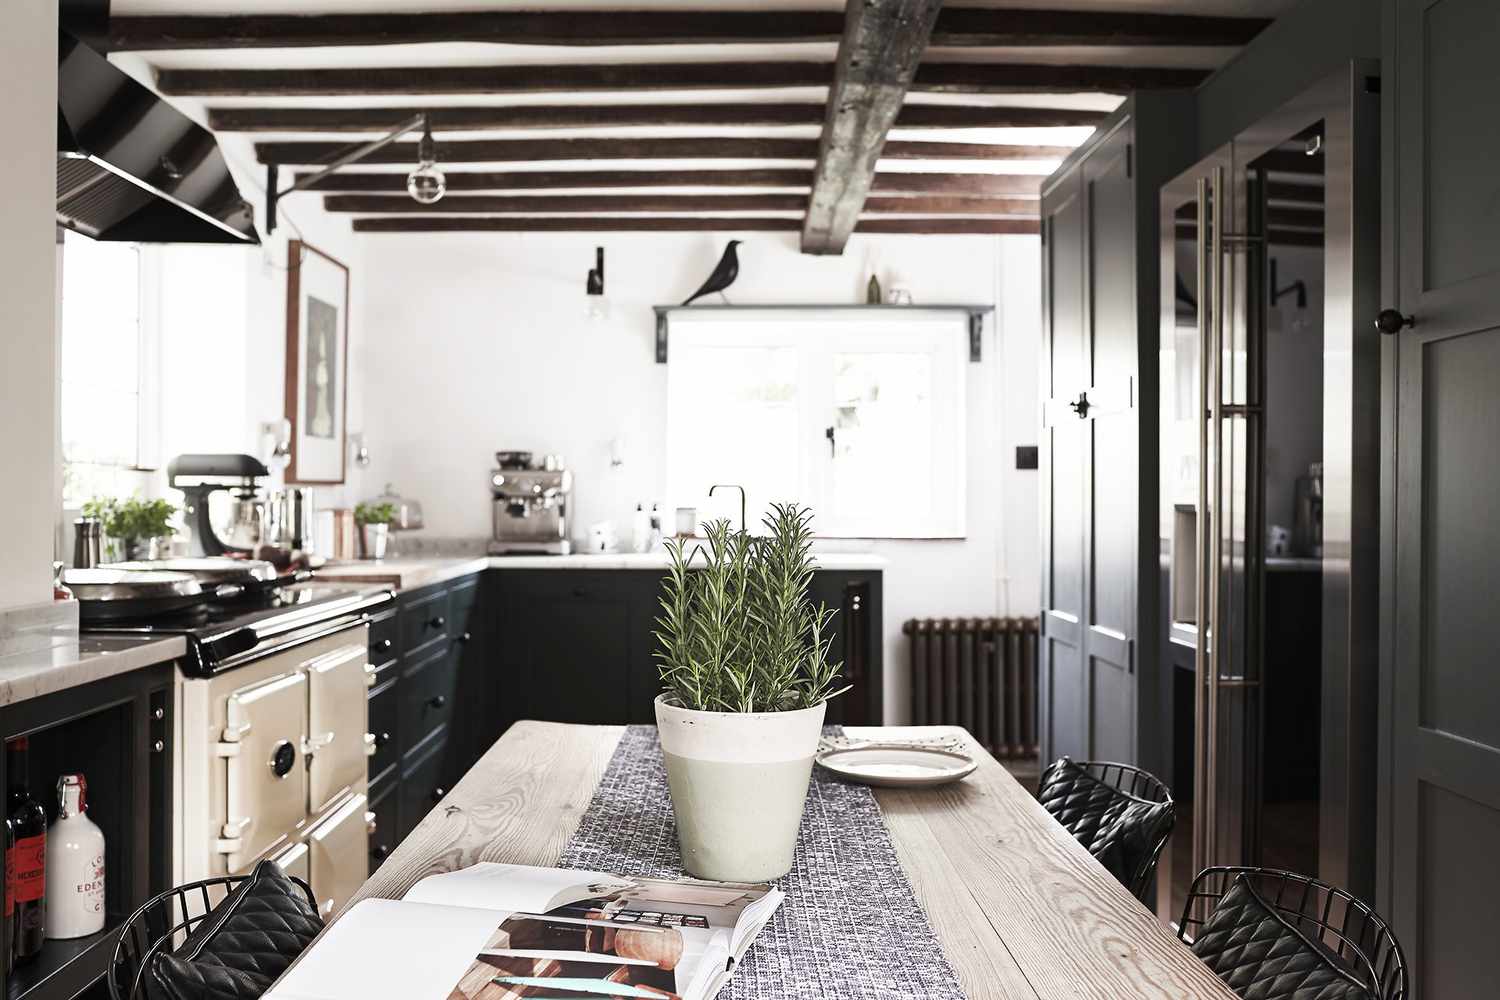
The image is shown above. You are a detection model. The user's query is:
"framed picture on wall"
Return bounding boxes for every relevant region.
[284,240,349,484]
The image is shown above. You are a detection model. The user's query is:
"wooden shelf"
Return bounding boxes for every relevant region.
[7,925,122,1000]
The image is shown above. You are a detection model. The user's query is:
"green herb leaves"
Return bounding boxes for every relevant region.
[654,503,848,713]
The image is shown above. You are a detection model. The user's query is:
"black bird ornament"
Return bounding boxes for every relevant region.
[682,240,742,305]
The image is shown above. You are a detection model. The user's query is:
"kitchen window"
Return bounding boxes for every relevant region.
[665,310,967,538]
[58,230,161,508]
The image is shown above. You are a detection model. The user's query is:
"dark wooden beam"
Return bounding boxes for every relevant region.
[803,0,944,254]
[209,103,1108,133]
[322,193,1040,216]
[351,216,1039,234]
[159,61,1203,98]
[107,9,1266,51]
[255,136,1073,165]
[294,169,1043,197]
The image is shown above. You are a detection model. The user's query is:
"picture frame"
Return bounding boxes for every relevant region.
[283,240,350,484]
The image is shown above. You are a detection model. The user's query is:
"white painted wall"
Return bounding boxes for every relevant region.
[0,3,59,611]
[356,230,1042,721]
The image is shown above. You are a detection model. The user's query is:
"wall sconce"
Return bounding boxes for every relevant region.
[586,246,609,321]
[349,432,371,468]
[259,419,291,470]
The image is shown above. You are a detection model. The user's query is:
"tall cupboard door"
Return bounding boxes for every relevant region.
[1039,118,1140,766]
[1385,2,1500,996]
[1040,163,1088,763]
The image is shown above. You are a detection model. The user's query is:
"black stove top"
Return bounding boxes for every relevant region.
[82,583,393,676]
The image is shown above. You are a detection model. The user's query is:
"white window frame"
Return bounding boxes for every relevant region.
[58,234,164,510]
[665,308,967,539]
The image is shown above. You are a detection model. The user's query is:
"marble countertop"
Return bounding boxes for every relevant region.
[0,634,186,708]
[314,551,888,591]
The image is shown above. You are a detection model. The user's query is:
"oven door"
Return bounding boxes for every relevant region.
[306,791,371,918]
[305,639,372,814]
[219,670,309,872]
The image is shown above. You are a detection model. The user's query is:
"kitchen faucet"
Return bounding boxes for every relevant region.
[709,484,747,533]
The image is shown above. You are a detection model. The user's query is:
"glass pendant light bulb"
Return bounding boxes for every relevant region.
[407,163,446,204]
[406,118,446,204]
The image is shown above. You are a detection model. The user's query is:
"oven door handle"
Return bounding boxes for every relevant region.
[305,730,336,755]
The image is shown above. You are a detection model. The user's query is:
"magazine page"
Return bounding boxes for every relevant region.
[402,862,635,914]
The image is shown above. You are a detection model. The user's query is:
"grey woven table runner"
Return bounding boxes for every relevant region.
[559,725,966,1000]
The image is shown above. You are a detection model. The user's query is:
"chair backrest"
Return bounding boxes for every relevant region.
[108,873,317,1000]
[1178,867,1408,1000]
[1036,756,1175,900]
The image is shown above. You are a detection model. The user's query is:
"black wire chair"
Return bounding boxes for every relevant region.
[1178,867,1408,1000]
[1036,756,1175,901]
[107,872,318,1000]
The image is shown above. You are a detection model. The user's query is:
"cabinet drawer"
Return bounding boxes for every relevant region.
[367,776,398,875]
[367,675,399,782]
[398,736,449,841]
[448,577,481,645]
[368,610,399,665]
[401,590,449,653]
[400,645,455,756]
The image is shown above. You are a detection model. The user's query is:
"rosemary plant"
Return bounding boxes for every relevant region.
[654,503,847,713]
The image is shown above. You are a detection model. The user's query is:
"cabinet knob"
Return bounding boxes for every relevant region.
[372,844,390,860]
[378,638,393,651]
[377,731,392,747]
[458,631,472,643]
[428,694,447,709]
[153,707,165,721]
[151,739,165,753]
[1375,308,1415,335]
[428,615,446,629]
[431,786,446,803]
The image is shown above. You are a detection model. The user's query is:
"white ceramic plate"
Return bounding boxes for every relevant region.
[816,745,978,788]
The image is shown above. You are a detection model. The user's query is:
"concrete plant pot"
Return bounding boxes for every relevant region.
[655,694,825,882]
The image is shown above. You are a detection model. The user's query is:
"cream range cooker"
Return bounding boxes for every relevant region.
[90,583,392,917]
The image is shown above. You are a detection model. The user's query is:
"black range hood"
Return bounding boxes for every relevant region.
[56,32,258,244]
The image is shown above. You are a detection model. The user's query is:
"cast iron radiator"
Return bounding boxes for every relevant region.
[902,617,1039,759]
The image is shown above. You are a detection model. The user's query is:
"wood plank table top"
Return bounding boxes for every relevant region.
[347,721,1238,999]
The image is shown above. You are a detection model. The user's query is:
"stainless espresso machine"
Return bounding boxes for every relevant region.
[488,453,573,555]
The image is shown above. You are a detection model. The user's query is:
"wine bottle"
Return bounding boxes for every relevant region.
[7,738,47,965]
[45,775,104,940]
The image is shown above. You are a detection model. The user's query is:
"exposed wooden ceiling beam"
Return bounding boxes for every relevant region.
[158,62,1204,98]
[351,216,1039,234]
[107,9,1267,51]
[255,136,1073,165]
[293,169,1043,197]
[802,0,943,255]
[209,102,1107,133]
[322,193,1040,216]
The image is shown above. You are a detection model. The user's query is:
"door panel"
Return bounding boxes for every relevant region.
[222,671,307,872]
[306,792,370,918]
[306,643,370,814]
[1040,169,1087,765]
[1388,3,1500,995]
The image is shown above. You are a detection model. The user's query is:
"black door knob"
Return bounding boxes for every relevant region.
[428,694,447,709]
[428,615,446,629]
[430,786,446,802]
[377,731,392,747]
[372,844,389,860]
[1375,308,1415,335]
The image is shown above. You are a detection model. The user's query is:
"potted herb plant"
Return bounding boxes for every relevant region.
[354,501,395,560]
[653,503,846,881]
[83,496,177,561]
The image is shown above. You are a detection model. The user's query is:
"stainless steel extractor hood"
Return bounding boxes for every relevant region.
[56,32,258,244]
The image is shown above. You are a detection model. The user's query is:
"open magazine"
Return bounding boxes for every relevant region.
[265,863,784,1000]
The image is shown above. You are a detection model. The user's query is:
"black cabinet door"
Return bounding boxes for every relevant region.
[504,571,633,724]
[808,571,883,726]
[1384,3,1500,995]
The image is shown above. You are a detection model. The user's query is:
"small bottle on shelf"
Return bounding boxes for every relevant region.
[45,774,105,940]
[6,738,47,965]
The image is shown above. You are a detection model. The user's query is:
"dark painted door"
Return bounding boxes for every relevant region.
[1040,160,1089,764]
[1385,2,1500,996]
[1040,119,1140,766]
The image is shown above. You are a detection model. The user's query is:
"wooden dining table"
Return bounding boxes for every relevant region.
[346,721,1239,999]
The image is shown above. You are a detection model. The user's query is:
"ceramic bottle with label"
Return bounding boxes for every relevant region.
[44,774,104,940]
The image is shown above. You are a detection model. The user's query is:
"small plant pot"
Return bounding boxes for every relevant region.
[655,694,826,882]
[358,522,389,560]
